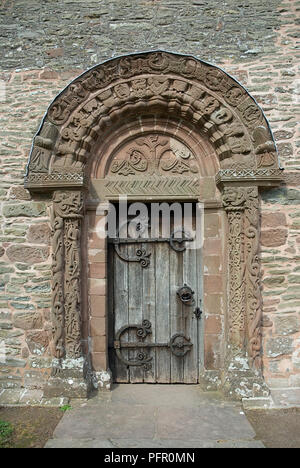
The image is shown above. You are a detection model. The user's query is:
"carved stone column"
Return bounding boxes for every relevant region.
[44,190,92,399]
[222,186,269,399]
[51,190,83,359]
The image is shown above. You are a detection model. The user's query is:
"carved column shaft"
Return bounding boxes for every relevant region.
[51,190,84,359]
[222,186,262,370]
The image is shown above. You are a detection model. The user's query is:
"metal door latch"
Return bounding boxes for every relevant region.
[193,307,202,319]
[112,320,193,371]
[176,284,195,305]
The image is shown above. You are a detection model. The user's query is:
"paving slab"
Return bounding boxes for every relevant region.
[45,384,264,448]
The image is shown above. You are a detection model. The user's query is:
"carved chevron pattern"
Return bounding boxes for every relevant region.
[104,178,200,195]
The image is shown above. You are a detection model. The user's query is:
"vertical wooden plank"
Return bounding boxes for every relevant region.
[143,241,156,383]
[183,210,199,383]
[113,240,129,383]
[169,243,184,383]
[128,242,144,383]
[107,243,116,379]
[155,241,171,383]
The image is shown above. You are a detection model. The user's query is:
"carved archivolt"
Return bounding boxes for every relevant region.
[25,51,280,190]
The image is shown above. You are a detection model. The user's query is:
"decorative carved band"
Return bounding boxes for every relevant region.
[216,168,283,186]
[102,177,200,197]
[24,171,86,191]
[222,186,262,370]
[50,191,83,359]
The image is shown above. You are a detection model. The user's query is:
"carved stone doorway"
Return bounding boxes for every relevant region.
[24,51,283,400]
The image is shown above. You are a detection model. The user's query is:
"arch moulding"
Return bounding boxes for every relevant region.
[24,51,283,399]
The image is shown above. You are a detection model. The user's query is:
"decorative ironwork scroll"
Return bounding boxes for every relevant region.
[113,320,193,371]
[109,229,194,268]
[50,190,84,359]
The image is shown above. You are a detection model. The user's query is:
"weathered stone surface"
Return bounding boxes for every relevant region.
[9,186,31,201]
[0,321,13,330]
[263,276,285,286]
[261,229,288,247]
[6,245,49,263]
[26,330,49,355]
[261,212,287,228]
[3,202,46,218]
[13,311,43,330]
[261,189,300,205]
[0,264,15,274]
[266,337,294,357]
[2,357,27,368]
[274,315,300,336]
[23,370,48,389]
[43,377,88,399]
[0,0,283,70]
[29,357,53,369]
[27,223,51,244]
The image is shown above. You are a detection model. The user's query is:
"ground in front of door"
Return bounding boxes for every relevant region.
[45,385,264,448]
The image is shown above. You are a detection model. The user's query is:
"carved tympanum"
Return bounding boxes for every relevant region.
[107,134,199,177]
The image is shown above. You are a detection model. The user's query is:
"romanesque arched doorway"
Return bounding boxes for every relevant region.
[24,51,282,399]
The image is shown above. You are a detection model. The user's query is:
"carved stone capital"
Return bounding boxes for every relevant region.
[222,186,248,211]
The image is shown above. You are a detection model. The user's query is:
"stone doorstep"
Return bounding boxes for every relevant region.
[242,396,274,410]
[0,388,70,407]
[243,388,300,410]
[269,387,300,408]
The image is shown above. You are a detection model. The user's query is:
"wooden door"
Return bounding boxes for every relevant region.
[108,204,203,383]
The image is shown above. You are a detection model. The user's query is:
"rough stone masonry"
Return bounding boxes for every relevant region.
[0,0,299,404]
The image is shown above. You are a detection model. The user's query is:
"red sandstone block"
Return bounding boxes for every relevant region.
[90,317,106,337]
[203,294,223,315]
[92,352,107,371]
[261,228,288,247]
[204,335,221,370]
[205,315,222,334]
[204,275,223,294]
[89,278,106,295]
[203,238,222,255]
[90,295,106,317]
[204,213,220,238]
[89,262,106,279]
[88,249,106,263]
[88,231,106,249]
[203,255,222,274]
[261,212,287,228]
[92,335,107,353]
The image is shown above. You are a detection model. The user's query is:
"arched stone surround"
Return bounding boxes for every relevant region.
[24,51,283,400]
